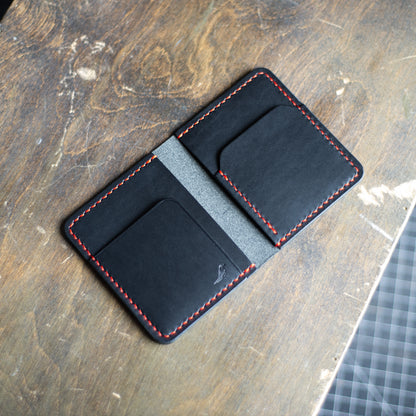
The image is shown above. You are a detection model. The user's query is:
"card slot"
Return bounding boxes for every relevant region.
[93,199,164,258]
[216,105,360,246]
[94,198,243,270]
[94,198,252,341]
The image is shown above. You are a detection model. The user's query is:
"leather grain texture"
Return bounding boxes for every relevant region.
[64,154,253,343]
[176,68,363,246]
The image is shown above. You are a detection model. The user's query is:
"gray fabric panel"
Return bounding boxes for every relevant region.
[154,136,278,266]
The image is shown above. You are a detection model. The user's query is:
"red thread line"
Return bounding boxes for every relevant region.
[275,169,359,247]
[68,154,256,339]
[74,227,255,339]
[69,155,157,227]
[177,71,361,246]
[177,74,260,139]
[219,170,277,235]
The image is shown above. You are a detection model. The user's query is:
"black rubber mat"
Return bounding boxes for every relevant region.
[319,207,416,415]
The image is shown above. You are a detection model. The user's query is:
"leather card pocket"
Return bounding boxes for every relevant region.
[216,106,361,246]
[94,198,251,342]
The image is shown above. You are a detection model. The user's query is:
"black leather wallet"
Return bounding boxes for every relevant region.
[64,68,363,343]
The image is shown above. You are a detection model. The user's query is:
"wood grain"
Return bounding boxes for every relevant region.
[1,0,416,415]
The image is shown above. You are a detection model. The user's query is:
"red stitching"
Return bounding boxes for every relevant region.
[219,170,277,235]
[68,154,256,339]
[177,73,261,139]
[69,155,157,227]
[274,168,360,247]
[177,71,361,247]
[160,263,255,338]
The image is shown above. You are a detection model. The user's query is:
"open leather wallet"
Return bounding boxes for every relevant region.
[64,68,363,343]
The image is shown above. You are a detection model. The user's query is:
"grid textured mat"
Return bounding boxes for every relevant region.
[319,207,416,416]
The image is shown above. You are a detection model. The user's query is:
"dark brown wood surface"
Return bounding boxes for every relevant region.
[1,1,416,415]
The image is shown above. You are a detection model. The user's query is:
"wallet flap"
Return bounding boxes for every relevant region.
[176,69,363,247]
[217,106,360,245]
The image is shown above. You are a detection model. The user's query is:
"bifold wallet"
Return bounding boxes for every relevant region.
[64,68,363,343]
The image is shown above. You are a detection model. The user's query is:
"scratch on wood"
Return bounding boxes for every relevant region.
[54,37,79,168]
[115,330,132,339]
[91,41,106,54]
[283,0,299,6]
[240,345,264,356]
[112,392,121,399]
[70,39,78,53]
[343,292,361,302]
[85,120,94,182]
[393,180,416,199]
[317,18,344,30]
[357,186,380,206]
[192,0,214,36]
[336,87,345,96]
[11,356,23,376]
[358,181,416,206]
[257,7,266,30]
[389,54,416,63]
[36,225,46,234]
[77,67,97,81]
[61,254,73,264]
[320,368,332,381]
[340,97,346,126]
[122,85,137,93]
[359,214,394,242]
[43,233,52,246]
[52,36,110,169]
[36,160,107,192]
[335,91,346,126]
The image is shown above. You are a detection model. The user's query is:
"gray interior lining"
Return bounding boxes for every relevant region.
[154,136,278,266]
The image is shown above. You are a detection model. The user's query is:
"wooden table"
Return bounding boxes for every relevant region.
[1,1,415,414]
